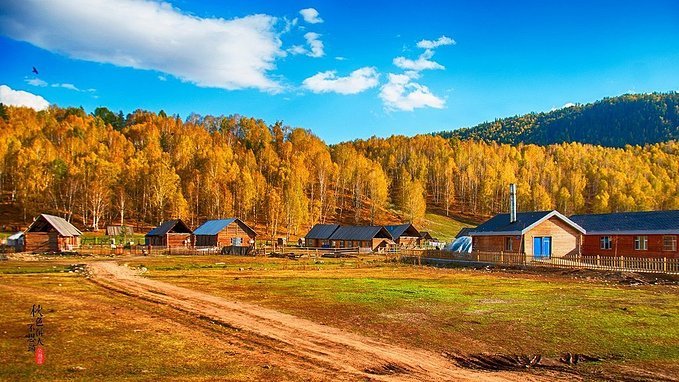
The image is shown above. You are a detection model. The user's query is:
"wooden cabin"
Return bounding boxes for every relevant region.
[24,214,82,253]
[304,224,340,248]
[193,218,256,248]
[385,223,421,247]
[106,225,134,236]
[570,210,679,258]
[145,219,192,248]
[328,226,394,251]
[469,210,585,259]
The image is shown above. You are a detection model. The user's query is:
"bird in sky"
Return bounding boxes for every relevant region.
[32,66,39,75]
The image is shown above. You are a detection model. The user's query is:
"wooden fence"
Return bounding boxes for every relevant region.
[398,249,679,275]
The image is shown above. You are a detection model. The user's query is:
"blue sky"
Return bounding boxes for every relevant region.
[1,0,678,143]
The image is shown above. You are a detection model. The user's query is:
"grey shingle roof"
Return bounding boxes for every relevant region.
[146,219,191,236]
[570,210,679,234]
[329,226,391,241]
[384,223,420,239]
[469,210,585,236]
[305,224,340,239]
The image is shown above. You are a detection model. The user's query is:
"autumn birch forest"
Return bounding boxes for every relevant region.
[1,104,679,238]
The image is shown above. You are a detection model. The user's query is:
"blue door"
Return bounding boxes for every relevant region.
[533,237,552,259]
[533,237,542,257]
[542,237,551,258]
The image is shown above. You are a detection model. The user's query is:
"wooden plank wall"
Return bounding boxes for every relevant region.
[215,224,254,247]
[524,217,580,258]
[25,232,52,252]
[167,233,191,247]
[582,234,678,258]
[472,235,522,253]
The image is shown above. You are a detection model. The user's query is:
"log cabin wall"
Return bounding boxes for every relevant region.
[146,236,167,247]
[167,233,191,247]
[472,235,522,253]
[215,223,254,247]
[24,232,52,252]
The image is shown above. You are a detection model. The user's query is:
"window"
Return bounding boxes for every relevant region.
[663,236,677,251]
[634,236,648,251]
[600,236,612,250]
[504,237,513,251]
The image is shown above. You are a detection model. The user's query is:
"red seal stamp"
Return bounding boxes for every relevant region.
[35,346,45,365]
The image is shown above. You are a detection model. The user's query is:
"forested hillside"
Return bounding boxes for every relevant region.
[1,104,678,239]
[437,92,679,147]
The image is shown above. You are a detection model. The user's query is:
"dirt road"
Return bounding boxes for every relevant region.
[87,261,560,381]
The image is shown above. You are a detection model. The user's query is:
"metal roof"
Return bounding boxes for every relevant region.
[305,224,340,239]
[146,219,191,236]
[384,223,420,239]
[469,210,585,236]
[192,218,257,237]
[193,218,237,236]
[570,210,679,234]
[329,226,391,241]
[28,214,82,237]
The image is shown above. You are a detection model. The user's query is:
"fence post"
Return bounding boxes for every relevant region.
[500,251,504,264]
[664,257,667,273]
[620,256,624,270]
[596,255,600,266]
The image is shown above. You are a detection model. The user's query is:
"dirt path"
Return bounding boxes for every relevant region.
[87,261,560,381]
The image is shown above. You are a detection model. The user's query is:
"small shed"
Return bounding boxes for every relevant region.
[193,218,256,248]
[24,214,82,253]
[304,224,340,248]
[385,223,421,247]
[106,225,134,236]
[328,226,394,251]
[6,232,24,251]
[145,219,192,248]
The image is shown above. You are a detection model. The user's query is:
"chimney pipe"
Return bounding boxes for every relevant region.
[509,183,517,223]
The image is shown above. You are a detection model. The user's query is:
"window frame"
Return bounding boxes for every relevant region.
[634,236,648,251]
[504,237,513,251]
[600,236,612,250]
[663,235,677,252]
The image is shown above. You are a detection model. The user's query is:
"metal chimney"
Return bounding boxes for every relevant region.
[509,183,517,223]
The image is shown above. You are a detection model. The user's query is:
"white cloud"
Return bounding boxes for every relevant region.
[335,56,347,61]
[287,45,308,55]
[0,0,284,91]
[393,49,444,71]
[52,83,80,91]
[303,67,379,95]
[25,78,48,87]
[379,73,444,111]
[286,32,324,58]
[0,85,50,110]
[299,8,323,24]
[282,16,298,33]
[304,32,324,58]
[158,75,167,81]
[416,36,455,49]
[562,102,576,108]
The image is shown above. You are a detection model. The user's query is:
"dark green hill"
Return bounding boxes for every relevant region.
[437,92,679,147]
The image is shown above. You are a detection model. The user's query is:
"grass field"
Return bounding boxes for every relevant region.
[1,254,678,381]
[420,212,475,242]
